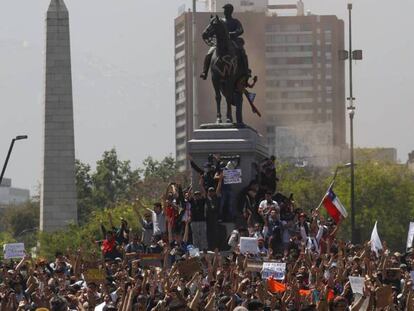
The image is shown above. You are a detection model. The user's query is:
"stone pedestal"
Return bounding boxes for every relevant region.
[188,124,268,191]
[188,124,268,242]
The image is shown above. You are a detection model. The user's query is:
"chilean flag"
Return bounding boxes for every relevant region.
[322,187,348,223]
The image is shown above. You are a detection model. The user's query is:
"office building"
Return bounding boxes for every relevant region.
[174,2,346,170]
[207,0,268,12]
[0,178,30,207]
[355,148,397,163]
[408,151,414,173]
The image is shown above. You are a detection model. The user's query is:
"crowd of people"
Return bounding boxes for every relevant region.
[1,156,414,310]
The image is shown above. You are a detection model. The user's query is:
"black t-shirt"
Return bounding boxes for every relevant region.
[206,196,219,217]
[191,198,206,222]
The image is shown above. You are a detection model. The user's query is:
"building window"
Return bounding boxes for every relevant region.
[324,31,332,42]
[283,24,300,32]
[176,91,185,101]
[175,44,184,54]
[286,35,297,43]
[301,24,312,31]
[298,34,312,43]
[266,24,281,32]
[176,80,185,89]
[175,57,185,67]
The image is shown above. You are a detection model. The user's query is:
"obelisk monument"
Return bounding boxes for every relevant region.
[40,0,77,232]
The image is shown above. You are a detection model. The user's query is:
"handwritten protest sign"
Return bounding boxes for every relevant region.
[376,285,393,309]
[407,222,414,250]
[349,276,365,294]
[177,257,202,280]
[240,237,258,255]
[3,243,25,259]
[223,169,242,185]
[84,268,106,284]
[246,259,263,272]
[262,262,286,280]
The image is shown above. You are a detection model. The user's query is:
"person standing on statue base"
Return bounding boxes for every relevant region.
[189,191,208,251]
[199,175,223,250]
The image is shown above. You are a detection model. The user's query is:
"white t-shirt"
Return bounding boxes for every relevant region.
[152,211,166,236]
[258,199,279,215]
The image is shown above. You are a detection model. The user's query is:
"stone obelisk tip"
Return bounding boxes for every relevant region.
[47,0,68,13]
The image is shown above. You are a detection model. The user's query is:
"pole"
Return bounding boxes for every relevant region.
[347,3,356,244]
[192,0,199,130]
[0,139,16,186]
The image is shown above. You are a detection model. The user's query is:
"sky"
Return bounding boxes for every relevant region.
[0,0,413,193]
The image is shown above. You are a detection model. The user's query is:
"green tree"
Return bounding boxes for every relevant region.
[276,162,330,211]
[333,161,414,250]
[142,156,178,182]
[38,202,143,259]
[91,148,140,209]
[0,200,39,249]
[75,159,94,224]
[135,156,186,201]
[276,161,414,250]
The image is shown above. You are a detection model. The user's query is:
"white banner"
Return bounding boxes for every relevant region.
[407,222,414,250]
[3,243,25,259]
[262,262,286,280]
[223,169,242,185]
[349,276,365,294]
[239,237,258,254]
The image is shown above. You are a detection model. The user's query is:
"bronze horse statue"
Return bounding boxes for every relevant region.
[202,15,247,125]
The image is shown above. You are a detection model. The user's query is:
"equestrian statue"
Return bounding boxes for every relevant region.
[201,4,261,125]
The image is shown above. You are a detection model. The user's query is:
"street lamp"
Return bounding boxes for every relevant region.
[0,135,28,186]
[339,3,362,244]
[331,162,352,184]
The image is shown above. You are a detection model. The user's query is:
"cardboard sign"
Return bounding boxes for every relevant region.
[177,257,202,280]
[223,169,242,185]
[262,262,286,280]
[84,268,106,284]
[376,285,393,309]
[240,237,258,255]
[348,276,364,294]
[407,222,414,250]
[246,259,263,272]
[3,243,25,259]
[139,253,163,268]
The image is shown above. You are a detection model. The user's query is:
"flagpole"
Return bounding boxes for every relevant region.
[315,180,335,211]
[318,163,352,211]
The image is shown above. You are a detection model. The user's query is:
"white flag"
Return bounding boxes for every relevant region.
[370,221,382,256]
[407,222,414,250]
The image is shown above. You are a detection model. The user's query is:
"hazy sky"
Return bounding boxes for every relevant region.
[0,0,413,193]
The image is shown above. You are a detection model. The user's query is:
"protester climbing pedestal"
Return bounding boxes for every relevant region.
[188,124,268,243]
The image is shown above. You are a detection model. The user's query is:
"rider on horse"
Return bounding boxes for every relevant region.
[200,4,250,80]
